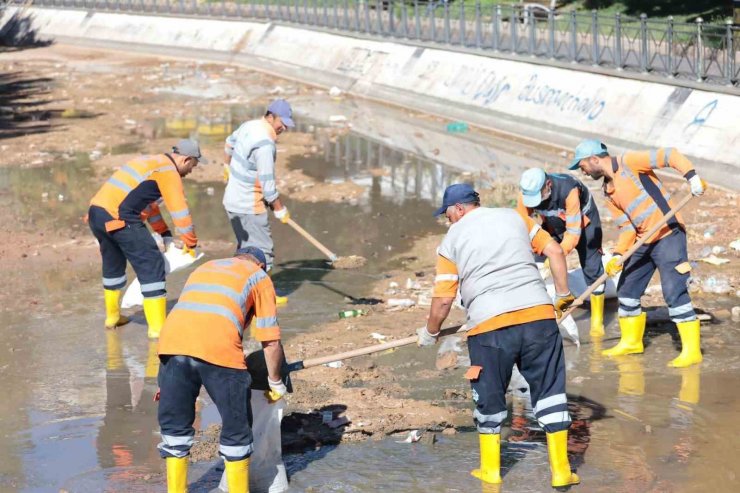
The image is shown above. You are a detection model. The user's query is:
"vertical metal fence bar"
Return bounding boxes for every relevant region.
[615,13,623,69]
[475,0,481,49]
[591,10,599,65]
[401,1,408,38]
[333,0,339,29]
[414,0,420,40]
[443,2,450,44]
[375,0,382,35]
[388,0,395,36]
[430,1,437,42]
[547,9,555,58]
[323,0,329,27]
[726,20,736,85]
[639,13,649,72]
[570,10,577,62]
[528,9,536,55]
[696,17,705,81]
[343,0,349,29]
[510,6,518,54]
[363,0,371,33]
[459,0,465,47]
[491,4,500,51]
[666,16,675,76]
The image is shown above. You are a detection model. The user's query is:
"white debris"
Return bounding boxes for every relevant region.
[329,115,347,123]
[396,430,422,444]
[698,255,730,266]
[324,361,343,369]
[730,239,740,252]
[328,86,343,97]
[387,298,415,308]
[370,332,387,341]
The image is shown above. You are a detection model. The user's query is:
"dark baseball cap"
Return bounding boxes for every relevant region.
[434,183,480,216]
[235,246,267,269]
[172,139,208,164]
[267,99,295,128]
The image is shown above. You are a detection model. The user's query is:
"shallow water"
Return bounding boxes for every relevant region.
[1,96,740,493]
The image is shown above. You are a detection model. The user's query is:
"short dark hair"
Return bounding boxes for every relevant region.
[265,111,274,118]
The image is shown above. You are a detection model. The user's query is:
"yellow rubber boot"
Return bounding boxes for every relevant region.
[669,319,702,368]
[106,329,123,371]
[166,456,188,493]
[104,289,130,329]
[589,293,605,337]
[145,341,160,379]
[678,366,701,405]
[602,312,646,357]
[268,272,288,306]
[471,434,502,485]
[615,356,645,396]
[546,430,580,488]
[225,458,249,492]
[143,297,167,339]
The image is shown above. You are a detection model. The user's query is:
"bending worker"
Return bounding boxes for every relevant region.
[517,167,606,336]
[417,183,579,489]
[88,139,204,338]
[570,140,705,367]
[156,247,286,493]
[223,99,295,304]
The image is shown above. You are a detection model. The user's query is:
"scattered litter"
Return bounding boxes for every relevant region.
[324,361,343,369]
[730,239,740,251]
[339,309,366,319]
[387,298,415,308]
[446,121,469,133]
[732,306,740,322]
[388,281,399,289]
[41,192,49,201]
[703,226,716,239]
[89,150,103,161]
[699,255,730,266]
[57,194,64,202]
[712,246,727,255]
[328,86,343,97]
[405,278,422,290]
[396,430,422,443]
[268,85,285,95]
[370,332,387,341]
[206,186,215,196]
[702,276,732,294]
[329,115,347,123]
[417,292,432,306]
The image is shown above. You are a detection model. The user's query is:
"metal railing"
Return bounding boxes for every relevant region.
[17,0,740,88]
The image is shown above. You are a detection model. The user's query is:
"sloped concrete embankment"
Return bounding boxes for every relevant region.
[4,7,739,188]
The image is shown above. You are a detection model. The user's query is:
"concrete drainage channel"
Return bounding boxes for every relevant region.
[2,5,739,189]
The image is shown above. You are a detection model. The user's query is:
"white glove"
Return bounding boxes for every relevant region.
[416,326,438,347]
[273,207,290,224]
[265,377,287,403]
[689,175,705,196]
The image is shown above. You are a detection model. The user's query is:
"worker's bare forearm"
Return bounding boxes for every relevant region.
[543,241,570,295]
[427,297,454,335]
[261,340,284,382]
[270,197,285,211]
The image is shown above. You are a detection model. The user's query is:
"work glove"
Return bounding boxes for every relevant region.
[606,255,623,277]
[222,163,230,183]
[416,326,438,347]
[688,175,706,196]
[265,377,288,403]
[274,207,291,224]
[554,291,576,318]
[182,245,198,259]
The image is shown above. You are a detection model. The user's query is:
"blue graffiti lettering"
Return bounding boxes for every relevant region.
[684,99,718,131]
[517,74,606,120]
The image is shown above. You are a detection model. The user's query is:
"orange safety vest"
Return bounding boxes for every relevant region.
[605,148,693,255]
[90,154,197,247]
[158,258,280,369]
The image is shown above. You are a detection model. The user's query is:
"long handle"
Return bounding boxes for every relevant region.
[556,192,695,322]
[287,218,338,262]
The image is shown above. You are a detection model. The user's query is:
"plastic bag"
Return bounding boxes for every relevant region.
[219,391,288,493]
[121,242,204,309]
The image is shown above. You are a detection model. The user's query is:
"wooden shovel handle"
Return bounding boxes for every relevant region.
[556,192,695,323]
[286,218,338,262]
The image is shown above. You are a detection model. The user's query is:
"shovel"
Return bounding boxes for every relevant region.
[286,218,367,269]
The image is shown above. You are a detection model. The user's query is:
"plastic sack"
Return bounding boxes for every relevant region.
[121,242,204,309]
[435,336,470,370]
[219,391,288,493]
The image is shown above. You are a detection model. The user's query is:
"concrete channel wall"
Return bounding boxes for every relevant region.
[5,7,740,188]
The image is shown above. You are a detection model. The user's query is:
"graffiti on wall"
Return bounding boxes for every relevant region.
[517,74,606,121]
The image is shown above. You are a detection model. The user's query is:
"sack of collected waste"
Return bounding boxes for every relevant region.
[121,240,204,309]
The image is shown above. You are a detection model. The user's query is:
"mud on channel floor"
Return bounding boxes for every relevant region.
[1,44,740,493]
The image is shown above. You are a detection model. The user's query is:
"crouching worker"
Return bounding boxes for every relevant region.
[156,247,286,493]
[417,184,579,489]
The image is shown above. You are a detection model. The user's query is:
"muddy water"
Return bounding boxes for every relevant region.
[2,117,740,493]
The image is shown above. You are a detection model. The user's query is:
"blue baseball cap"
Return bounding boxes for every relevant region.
[434,183,480,216]
[267,99,295,128]
[235,246,267,269]
[568,139,608,170]
[520,168,547,208]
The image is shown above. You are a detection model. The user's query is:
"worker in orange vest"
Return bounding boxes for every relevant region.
[88,139,205,338]
[569,140,705,367]
[156,246,286,493]
[417,184,579,489]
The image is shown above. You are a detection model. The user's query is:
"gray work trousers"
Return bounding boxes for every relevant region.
[226,211,274,270]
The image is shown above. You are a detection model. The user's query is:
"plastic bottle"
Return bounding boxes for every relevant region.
[338,309,366,319]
